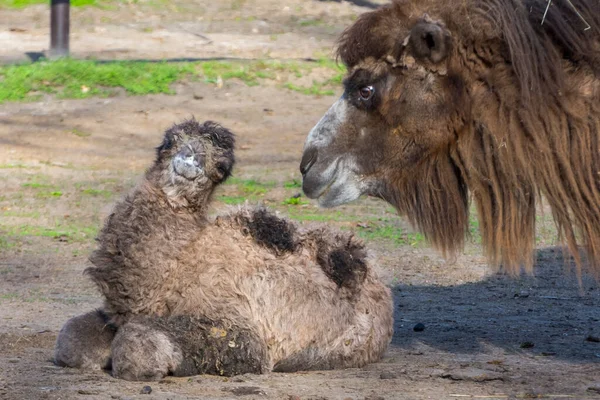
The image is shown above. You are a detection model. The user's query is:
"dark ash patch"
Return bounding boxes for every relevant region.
[241,209,297,254]
[328,249,367,288]
[317,237,368,293]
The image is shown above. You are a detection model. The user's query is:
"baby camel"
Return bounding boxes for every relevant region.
[55,120,393,381]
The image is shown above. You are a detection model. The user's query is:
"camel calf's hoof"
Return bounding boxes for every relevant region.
[111,322,184,381]
[54,310,116,370]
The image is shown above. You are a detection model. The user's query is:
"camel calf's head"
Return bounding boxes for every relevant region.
[150,120,236,206]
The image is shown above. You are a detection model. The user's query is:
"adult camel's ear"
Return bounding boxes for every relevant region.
[409,14,452,63]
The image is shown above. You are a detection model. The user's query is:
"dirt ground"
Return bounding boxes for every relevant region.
[1,1,599,399]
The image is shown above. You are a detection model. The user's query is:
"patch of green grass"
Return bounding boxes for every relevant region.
[286,213,334,222]
[468,210,482,244]
[0,58,346,104]
[38,160,75,169]
[299,18,324,27]
[21,182,54,189]
[23,292,50,303]
[226,177,276,196]
[199,61,261,87]
[0,163,40,169]
[218,195,247,205]
[217,178,277,205]
[0,210,41,218]
[314,56,345,80]
[70,128,91,138]
[280,57,345,96]
[80,188,112,198]
[286,210,357,223]
[20,180,63,198]
[0,59,196,103]
[2,222,98,242]
[535,213,559,245]
[57,297,82,305]
[282,196,308,206]
[283,179,302,189]
[284,82,335,97]
[0,236,16,250]
[198,60,306,86]
[0,292,18,301]
[357,223,426,246]
[34,191,63,199]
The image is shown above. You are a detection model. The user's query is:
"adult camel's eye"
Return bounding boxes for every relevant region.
[358,85,375,101]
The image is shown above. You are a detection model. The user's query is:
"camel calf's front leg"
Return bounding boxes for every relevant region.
[111,315,269,381]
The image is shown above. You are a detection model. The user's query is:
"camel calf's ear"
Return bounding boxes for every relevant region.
[409,14,451,63]
[212,154,235,183]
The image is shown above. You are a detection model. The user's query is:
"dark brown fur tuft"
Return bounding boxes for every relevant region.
[313,232,369,294]
[238,208,298,254]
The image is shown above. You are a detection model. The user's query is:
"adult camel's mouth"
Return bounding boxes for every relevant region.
[302,157,340,199]
[302,157,365,208]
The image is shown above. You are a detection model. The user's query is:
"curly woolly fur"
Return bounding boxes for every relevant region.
[307,0,599,276]
[54,119,393,381]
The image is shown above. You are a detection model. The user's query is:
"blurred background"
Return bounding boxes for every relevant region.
[1,0,383,62]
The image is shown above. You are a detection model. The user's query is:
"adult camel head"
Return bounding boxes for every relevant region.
[300,0,600,275]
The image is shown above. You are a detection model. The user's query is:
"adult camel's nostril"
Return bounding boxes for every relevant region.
[300,147,318,176]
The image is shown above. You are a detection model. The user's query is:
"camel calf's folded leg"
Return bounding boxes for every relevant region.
[54,309,116,370]
[111,315,269,381]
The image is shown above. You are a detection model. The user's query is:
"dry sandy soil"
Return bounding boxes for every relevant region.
[1,1,599,399]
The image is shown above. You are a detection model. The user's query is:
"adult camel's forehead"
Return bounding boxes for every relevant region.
[342,60,390,92]
[335,1,419,68]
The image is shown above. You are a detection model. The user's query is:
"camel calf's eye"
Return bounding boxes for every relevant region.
[358,86,375,101]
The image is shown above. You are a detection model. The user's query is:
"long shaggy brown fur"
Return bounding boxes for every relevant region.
[331,0,600,275]
[56,119,393,380]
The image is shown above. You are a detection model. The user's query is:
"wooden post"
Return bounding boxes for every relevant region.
[49,0,70,59]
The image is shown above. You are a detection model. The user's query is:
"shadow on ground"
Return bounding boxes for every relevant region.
[390,247,600,363]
